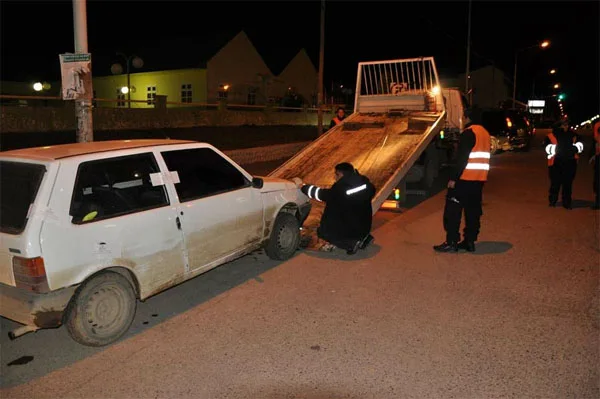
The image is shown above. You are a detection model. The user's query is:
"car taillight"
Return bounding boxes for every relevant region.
[12,257,50,293]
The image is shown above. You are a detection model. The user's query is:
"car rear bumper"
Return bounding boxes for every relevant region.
[0,283,77,328]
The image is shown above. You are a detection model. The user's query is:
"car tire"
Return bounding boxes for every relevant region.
[265,212,301,261]
[65,271,137,347]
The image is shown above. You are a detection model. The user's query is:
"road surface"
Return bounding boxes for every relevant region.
[1,130,598,398]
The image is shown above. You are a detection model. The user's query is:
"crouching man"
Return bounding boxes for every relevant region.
[300,162,376,254]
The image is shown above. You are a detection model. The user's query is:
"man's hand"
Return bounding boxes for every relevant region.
[447,180,456,189]
[292,177,303,188]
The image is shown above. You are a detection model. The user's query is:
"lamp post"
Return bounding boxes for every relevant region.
[512,40,550,109]
[114,53,143,108]
[317,0,325,135]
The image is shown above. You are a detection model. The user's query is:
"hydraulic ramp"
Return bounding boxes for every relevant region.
[269,57,446,249]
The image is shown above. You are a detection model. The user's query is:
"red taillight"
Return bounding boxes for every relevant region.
[12,257,49,293]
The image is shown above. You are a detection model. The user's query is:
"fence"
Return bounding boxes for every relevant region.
[0,95,352,114]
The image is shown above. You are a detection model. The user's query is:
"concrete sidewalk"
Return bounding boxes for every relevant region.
[3,135,599,398]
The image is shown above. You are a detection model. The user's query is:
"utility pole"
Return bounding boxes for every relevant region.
[465,0,472,104]
[317,0,325,135]
[73,0,93,142]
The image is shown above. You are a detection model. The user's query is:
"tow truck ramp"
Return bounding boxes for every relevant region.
[268,57,446,249]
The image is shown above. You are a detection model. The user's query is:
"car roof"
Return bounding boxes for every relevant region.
[0,139,196,162]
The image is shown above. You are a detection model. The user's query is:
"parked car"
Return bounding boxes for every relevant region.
[480,109,533,154]
[0,140,311,346]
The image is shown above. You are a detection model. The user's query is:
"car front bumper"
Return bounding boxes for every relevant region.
[298,202,312,226]
[0,283,77,328]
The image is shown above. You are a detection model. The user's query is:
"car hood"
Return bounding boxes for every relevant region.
[257,176,297,193]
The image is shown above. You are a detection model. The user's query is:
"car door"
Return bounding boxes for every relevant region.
[43,152,187,298]
[158,146,264,273]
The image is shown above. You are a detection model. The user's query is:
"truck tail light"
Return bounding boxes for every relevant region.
[12,257,50,293]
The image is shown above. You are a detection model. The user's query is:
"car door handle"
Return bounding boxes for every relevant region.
[176,216,182,230]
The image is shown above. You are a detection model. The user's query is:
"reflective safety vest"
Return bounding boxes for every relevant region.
[546,132,583,166]
[460,125,491,181]
[333,117,343,125]
[546,133,558,166]
[594,121,600,155]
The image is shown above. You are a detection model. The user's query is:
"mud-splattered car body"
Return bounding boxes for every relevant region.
[0,140,310,343]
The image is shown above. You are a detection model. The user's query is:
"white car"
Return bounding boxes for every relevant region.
[0,139,310,346]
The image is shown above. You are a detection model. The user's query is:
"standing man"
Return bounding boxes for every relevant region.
[591,118,600,210]
[544,119,584,209]
[300,162,376,254]
[434,108,491,253]
[329,107,347,130]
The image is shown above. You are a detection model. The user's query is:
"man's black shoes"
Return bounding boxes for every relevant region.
[433,242,458,253]
[359,234,374,250]
[458,240,476,252]
[347,240,361,255]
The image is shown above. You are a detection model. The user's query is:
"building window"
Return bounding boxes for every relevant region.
[218,84,229,100]
[116,89,126,107]
[247,91,256,105]
[147,86,156,105]
[181,84,192,103]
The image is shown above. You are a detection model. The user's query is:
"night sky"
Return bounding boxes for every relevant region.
[1,1,598,122]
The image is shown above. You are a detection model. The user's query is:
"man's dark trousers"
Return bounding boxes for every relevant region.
[443,180,484,244]
[548,159,577,207]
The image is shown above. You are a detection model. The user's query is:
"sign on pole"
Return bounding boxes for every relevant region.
[59,53,92,100]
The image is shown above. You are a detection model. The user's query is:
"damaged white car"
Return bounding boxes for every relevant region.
[0,139,310,346]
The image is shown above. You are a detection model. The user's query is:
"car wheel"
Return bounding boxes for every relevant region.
[490,136,500,155]
[65,271,137,347]
[265,212,301,260]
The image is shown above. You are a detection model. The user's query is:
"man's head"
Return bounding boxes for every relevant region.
[555,119,569,132]
[464,107,482,126]
[334,162,355,181]
[336,107,346,120]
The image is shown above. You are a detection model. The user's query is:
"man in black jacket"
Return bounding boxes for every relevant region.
[301,163,376,254]
[544,119,584,209]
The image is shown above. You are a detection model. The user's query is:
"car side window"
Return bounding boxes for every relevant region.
[160,147,249,202]
[70,153,169,224]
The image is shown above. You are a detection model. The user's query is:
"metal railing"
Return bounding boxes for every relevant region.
[0,95,351,113]
[353,57,443,114]
[355,57,441,97]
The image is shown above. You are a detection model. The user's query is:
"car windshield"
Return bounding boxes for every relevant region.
[0,161,46,234]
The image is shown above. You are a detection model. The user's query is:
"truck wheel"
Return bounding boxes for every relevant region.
[490,136,500,155]
[265,212,301,260]
[423,158,437,188]
[65,271,137,347]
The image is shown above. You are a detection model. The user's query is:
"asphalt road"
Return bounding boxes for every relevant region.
[1,130,598,398]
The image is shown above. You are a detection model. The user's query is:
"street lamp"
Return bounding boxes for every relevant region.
[550,69,556,74]
[111,53,143,108]
[512,40,551,109]
[553,83,561,89]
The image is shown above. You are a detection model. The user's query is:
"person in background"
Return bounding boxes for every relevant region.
[591,118,600,210]
[329,107,347,130]
[544,119,584,209]
[300,162,375,255]
[434,107,491,253]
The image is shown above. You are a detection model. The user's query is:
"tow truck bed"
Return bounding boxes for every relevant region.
[269,57,445,250]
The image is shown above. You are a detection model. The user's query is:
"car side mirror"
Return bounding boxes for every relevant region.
[252,177,264,189]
